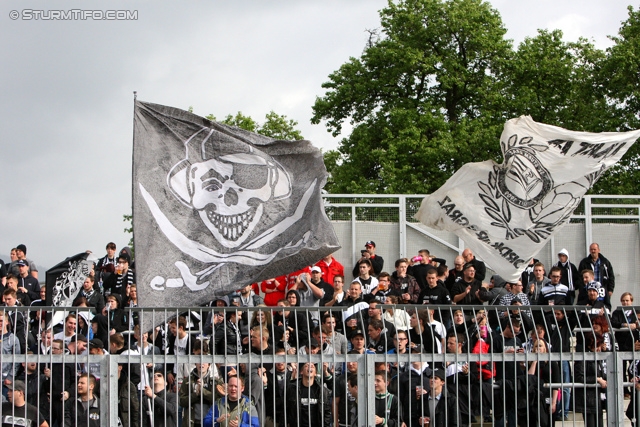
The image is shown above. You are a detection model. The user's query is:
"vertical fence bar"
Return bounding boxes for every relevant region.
[106,353,119,426]
[352,205,358,267]
[584,195,593,253]
[609,352,624,427]
[399,195,407,259]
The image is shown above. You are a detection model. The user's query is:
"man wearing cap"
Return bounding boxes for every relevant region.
[314,253,344,289]
[87,339,105,382]
[67,334,88,356]
[350,329,375,355]
[417,368,457,427]
[450,264,483,306]
[352,241,384,277]
[10,244,38,280]
[582,282,608,320]
[308,266,334,306]
[15,351,47,407]
[461,249,485,282]
[15,260,40,302]
[3,380,48,427]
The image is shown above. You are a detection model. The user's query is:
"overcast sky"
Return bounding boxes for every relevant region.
[1,0,634,270]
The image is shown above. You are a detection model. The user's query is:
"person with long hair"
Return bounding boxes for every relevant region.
[249,305,273,345]
[591,315,613,351]
[528,338,561,424]
[575,333,607,427]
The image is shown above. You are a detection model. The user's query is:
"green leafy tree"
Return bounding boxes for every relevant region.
[313,0,512,194]
[203,110,303,140]
[594,5,640,195]
[123,213,134,253]
[504,30,616,131]
[314,0,640,195]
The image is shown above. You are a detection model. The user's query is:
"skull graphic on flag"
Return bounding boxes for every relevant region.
[133,101,339,306]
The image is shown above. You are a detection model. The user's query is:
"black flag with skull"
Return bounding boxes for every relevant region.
[133,101,340,315]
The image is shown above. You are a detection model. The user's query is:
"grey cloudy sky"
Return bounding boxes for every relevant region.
[1,0,634,270]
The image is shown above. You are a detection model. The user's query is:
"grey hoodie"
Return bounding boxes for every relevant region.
[1,331,20,380]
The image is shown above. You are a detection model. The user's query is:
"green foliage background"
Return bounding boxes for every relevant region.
[313,1,640,196]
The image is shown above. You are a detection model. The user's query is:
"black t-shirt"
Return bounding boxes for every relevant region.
[1,402,46,427]
[418,284,451,305]
[227,399,239,412]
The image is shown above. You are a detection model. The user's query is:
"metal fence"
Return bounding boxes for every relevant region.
[323,194,640,310]
[2,304,640,427]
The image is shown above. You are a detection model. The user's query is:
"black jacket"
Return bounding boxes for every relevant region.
[611,307,640,351]
[212,320,241,355]
[578,253,615,294]
[142,389,177,427]
[374,392,400,427]
[286,379,332,427]
[419,388,458,427]
[65,396,101,427]
[398,366,432,427]
[574,357,606,414]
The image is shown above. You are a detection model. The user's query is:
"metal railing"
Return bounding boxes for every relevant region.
[1,304,639,427]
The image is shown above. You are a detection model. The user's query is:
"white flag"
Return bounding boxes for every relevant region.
[416,116,640,282]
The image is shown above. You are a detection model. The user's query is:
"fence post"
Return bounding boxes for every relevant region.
[355,354,375,427]
[103,353,119,426]
[399,195,407,259]
[608,352,624,426]
[352,205,357,267]
[584,195,593,253]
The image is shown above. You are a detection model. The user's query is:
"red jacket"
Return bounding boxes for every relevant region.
[314,258,344,287]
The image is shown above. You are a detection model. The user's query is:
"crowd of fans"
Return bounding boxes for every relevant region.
[0,241,637,427]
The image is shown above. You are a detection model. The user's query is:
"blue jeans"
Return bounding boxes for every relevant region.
[562,360,571,414]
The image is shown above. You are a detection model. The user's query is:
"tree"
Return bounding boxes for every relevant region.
[314,0,640,195]
[593,5,640,195]
[204,110,303,140]
[312,0,512,194]
[504,30,616,131]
